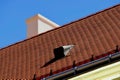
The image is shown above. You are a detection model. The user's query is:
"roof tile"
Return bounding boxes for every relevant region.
[0,4,120,79]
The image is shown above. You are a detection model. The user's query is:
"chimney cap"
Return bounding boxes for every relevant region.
[26,14,59,28]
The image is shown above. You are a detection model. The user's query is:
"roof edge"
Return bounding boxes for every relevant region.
[0,4,119,51]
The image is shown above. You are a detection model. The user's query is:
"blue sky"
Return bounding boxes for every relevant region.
[0,0,120,48]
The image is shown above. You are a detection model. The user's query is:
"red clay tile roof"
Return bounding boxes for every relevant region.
[0,4,120,79]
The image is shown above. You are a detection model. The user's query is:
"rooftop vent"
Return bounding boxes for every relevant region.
[54,45,74,59]
[42,45,74,67]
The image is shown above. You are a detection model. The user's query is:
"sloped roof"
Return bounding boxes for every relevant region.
[0,4,120,79]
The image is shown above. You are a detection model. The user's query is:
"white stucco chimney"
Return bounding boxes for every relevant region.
[26,14,59,38]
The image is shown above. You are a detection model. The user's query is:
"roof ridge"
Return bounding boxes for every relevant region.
[0,4,119,51]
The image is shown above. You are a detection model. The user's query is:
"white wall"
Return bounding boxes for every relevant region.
[38,20,54,34]
[27,19,38,38]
